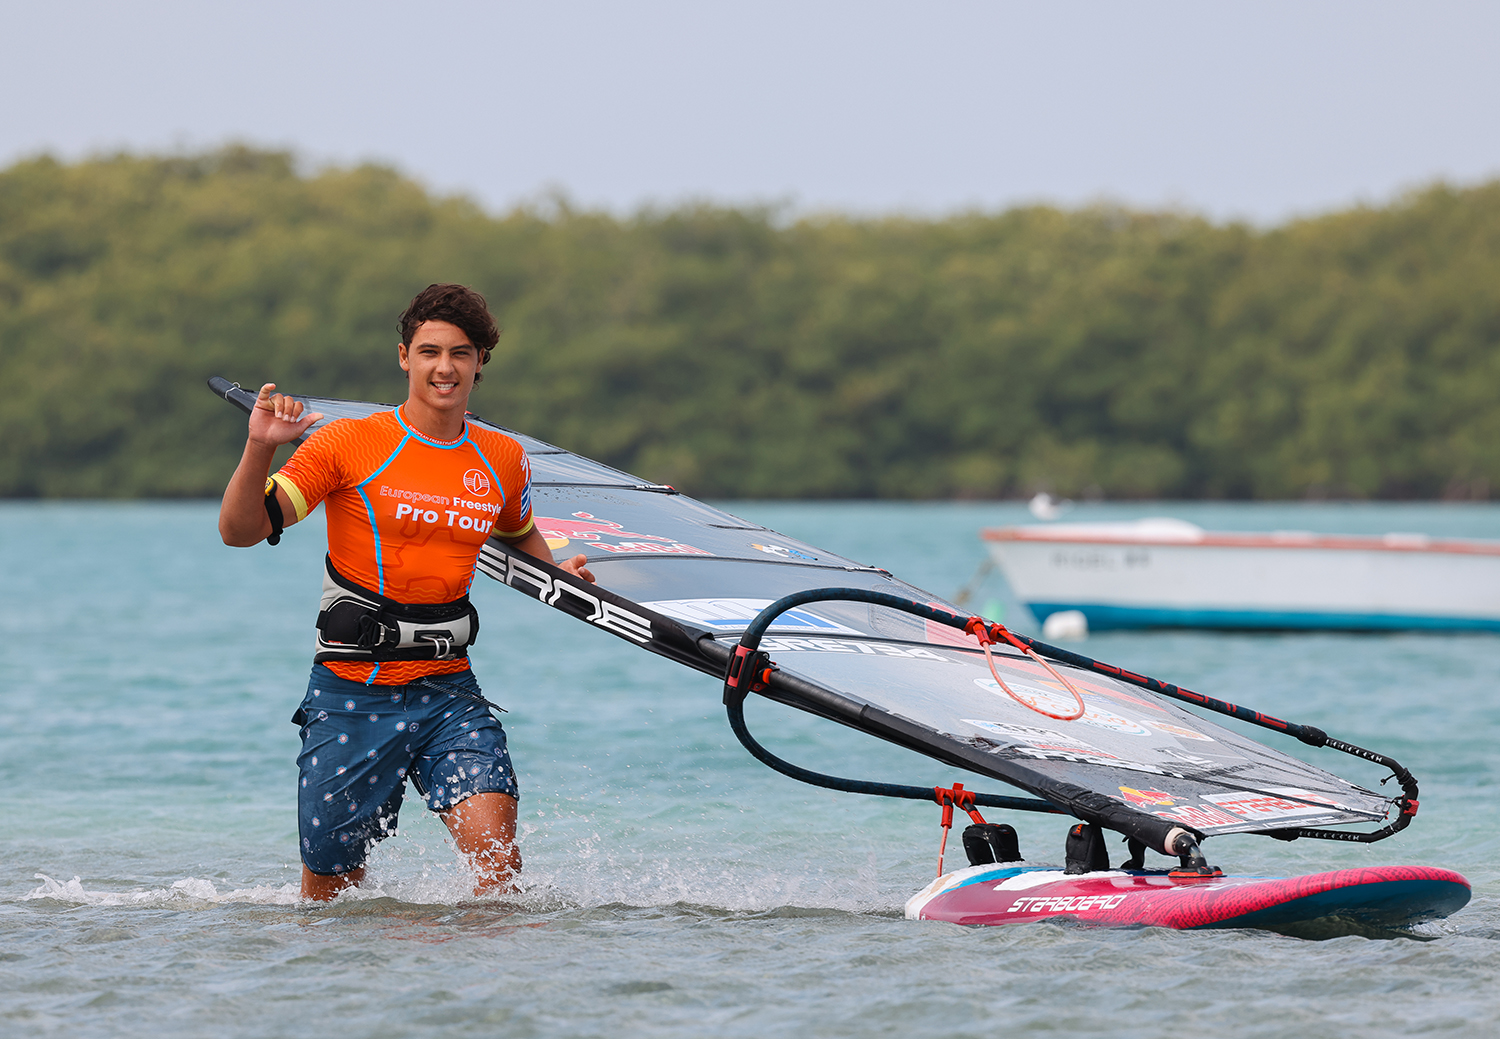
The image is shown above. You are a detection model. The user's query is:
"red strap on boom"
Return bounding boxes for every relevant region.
[932,782,987,876]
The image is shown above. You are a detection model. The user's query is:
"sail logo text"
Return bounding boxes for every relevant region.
[1006,894,1127,914]
[477,548,654,644]
[1203,791,1330,820]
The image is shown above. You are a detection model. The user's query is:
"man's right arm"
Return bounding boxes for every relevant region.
[218,383,324,547]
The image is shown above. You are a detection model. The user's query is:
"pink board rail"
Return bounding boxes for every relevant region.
[906,864,1470,932]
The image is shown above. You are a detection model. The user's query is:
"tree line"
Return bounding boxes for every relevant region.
[1,146,1496,500]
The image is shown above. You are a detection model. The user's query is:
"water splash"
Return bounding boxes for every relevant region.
[24,873,301,907]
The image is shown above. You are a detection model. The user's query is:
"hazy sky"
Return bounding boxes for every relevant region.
[6,1,1498,223]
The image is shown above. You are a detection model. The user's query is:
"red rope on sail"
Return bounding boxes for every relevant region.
[965,617,1087,721]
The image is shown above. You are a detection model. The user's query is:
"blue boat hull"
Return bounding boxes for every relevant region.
[1028,603,1500,632]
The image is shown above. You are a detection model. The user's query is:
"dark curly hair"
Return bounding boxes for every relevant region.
[397,284,500,382]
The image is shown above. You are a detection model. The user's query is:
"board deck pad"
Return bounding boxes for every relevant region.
[907,863,1471,934]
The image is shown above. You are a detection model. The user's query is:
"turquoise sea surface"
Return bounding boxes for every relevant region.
[2,500,1498,1038]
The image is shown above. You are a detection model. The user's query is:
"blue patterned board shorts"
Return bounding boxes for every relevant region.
[294,664,519,876]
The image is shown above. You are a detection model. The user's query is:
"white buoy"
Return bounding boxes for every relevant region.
[1028,492,1074,520]
[1042,609,1089,641]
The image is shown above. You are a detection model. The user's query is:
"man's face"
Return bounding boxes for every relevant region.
[398,320,482,413]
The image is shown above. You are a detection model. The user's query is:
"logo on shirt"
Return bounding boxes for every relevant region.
[463,469,492,497]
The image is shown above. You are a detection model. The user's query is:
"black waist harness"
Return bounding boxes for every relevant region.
[314,556,479,663]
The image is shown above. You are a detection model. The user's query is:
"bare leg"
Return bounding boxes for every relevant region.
[301,865,365,901]
[438,791,522,895]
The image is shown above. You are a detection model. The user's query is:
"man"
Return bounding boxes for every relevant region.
[219,283,593,900]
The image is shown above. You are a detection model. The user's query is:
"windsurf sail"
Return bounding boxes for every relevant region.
[210,379,1415,858]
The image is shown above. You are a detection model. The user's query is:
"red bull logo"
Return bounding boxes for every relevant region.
[537,512,675,543]
[1118,786,1177,807]
[536,512,711,556]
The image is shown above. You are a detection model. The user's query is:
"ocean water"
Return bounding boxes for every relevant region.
[2,499,1498,1038]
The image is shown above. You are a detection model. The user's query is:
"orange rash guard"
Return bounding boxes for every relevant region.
[269,406,534,685]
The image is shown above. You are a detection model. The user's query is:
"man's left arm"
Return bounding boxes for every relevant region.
[503,526,596,583]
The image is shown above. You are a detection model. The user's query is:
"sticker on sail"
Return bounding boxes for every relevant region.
[961,719,1099,751]
[1202,790,1336,820]
[1143,719,1216,742]
[959,719,1184,772]
[761,636,950,660]
[1152,803,1244,828]
[1117,786,1179,807]
[1076,707,1153,737]
[972,678,1151,735]
[642,598,863,635]
[1006,745,1185,777]
[535,512,711,556]
[751,542,818,561]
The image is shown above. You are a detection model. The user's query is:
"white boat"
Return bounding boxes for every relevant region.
[982,518,1500,632]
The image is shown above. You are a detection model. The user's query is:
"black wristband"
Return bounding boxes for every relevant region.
[265,484,285,546]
